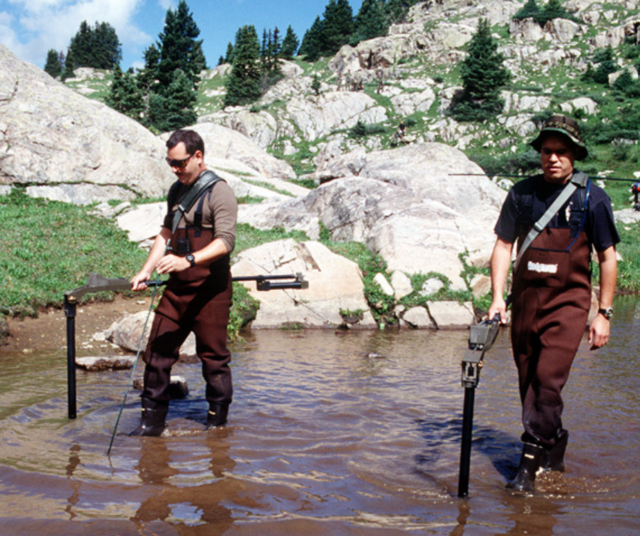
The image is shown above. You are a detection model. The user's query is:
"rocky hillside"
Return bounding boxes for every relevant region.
[60,0,640,179]
[195,0,640,178]
[2,0,640,331]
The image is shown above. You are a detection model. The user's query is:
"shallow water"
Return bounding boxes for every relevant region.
[0,296,639,535]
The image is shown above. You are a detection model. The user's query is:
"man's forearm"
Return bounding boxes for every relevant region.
[490,238,513,300]
[190,238,230,266]
[141,228,171,274]
[598,246,617,309]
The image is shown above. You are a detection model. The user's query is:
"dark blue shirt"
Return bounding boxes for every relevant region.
[495,174,620,252]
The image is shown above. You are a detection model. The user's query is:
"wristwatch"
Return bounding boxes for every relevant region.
[598,307,613,320]
[185,253,196,268]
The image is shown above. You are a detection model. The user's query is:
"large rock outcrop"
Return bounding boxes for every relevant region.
[0,45,174,204]
[232,239,377,329]
[238,143,505,290]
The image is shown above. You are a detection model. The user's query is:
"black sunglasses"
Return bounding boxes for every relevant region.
[166,154,193,168]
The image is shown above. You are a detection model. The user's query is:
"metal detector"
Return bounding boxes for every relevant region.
[457,314,501,498]
[63,272,309,420]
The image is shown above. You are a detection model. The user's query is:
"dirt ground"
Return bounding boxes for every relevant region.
[1,294,153,356]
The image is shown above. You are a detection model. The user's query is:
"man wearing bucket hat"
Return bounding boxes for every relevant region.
[488,115,620,492]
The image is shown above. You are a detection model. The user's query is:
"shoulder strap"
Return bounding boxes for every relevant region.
[513,171,588,273]
[170,170,224,236]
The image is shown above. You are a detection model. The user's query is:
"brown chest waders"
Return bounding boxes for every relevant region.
[141,226,233,407]
[511,226,591,448]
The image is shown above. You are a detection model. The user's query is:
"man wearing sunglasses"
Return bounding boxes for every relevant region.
[130,129,238,436]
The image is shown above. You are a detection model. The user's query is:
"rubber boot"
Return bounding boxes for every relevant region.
[506,441,545,493]
[130,398,168,437]
[206,403,229,429]
[542,430,569,472]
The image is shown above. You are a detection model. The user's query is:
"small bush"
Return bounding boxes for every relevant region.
[513,0,581,28]
[348,120,387,138]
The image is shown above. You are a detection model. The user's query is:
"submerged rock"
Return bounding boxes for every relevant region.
[133,375,189,399]
[102,311,196,356]
[75,356,136,371]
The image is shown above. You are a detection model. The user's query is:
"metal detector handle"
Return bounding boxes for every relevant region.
[142,273,310,291]
[232,273,309,291]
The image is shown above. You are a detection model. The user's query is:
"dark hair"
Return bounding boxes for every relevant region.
[166,129,205,157]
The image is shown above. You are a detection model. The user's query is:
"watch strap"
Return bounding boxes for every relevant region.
[598,307,613,319]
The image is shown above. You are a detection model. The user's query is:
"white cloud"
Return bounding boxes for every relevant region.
[157,0,174,10]
[2,0,152,67]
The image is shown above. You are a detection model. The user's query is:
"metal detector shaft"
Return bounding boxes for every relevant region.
[64,274,131,419]
[143,272,310,291]
[457,314,502,498]
[458,385,476,498]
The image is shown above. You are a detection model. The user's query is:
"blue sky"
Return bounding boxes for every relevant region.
[0,0,364,70]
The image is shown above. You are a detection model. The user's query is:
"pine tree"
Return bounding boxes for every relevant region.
[537,0,579,26]
[92,22,122,69]
[146,70,198,132]
[271,27,282,73]
[299,17,324,62]
[354,0,389,44]
[613,70,634,93]
[321,0,354,56]
[68,21,93,68]
[258,27,283,94]
[513,0,540,21]
[311,74,321,96]
[385,0,421,24]
[513,0,579,27]
[450,18,511,122]
[224,42,235,64]
[44,49,62,78]
[61,49,76,81]
[66,21,121,70]
[593,47,616,84]
[261,29,271,71]
[156,0,206,92]
[137,44,160,96]
[281,25,300,60]
[224,25,262,107]
[106,65,144,120]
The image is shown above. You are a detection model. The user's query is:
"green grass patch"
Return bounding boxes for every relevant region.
[0,188,148,316]
[616,221,640,292]
[234,223,309,255]
[243,179,296,197]
[317,229,394,323]
[237,195,266,204]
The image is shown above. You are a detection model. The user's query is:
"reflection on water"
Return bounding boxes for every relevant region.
[0,296,639,535]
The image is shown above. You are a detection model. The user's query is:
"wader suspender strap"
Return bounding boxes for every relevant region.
[513,171,589,273]
[170,170,223,237]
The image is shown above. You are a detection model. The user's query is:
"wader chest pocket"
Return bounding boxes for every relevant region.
[176,236,192,253]
[518,248,569,288]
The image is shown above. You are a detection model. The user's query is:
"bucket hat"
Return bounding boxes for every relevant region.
[529,114,588,161]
